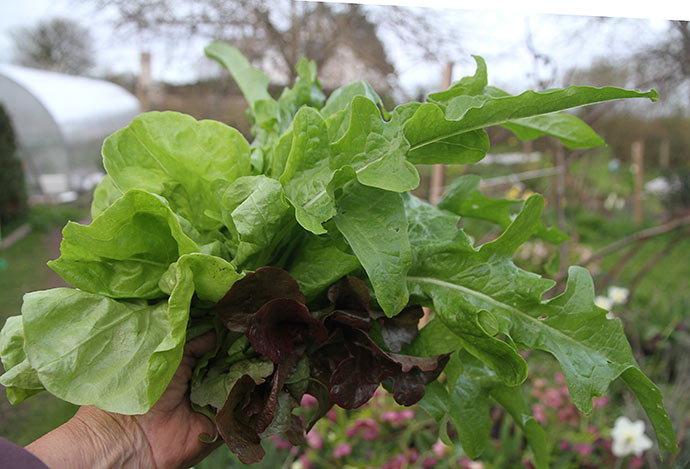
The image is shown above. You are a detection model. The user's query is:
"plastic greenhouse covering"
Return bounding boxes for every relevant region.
[0,64,139,196]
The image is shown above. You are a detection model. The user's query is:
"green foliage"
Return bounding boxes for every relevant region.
[0,42,677,466]
[0,104,27,229]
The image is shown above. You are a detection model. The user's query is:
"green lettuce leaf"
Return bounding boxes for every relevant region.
[0,316,44,403]
[21,286,194,414]
[438,174,568,244]
[334,181,412,317]
[405,86,657,158]
[204,41,273,113]
[406,194,676,454]
[279,107,336,234]
[427,55,489,104]
[321,81,384,119]
[218,175,294,270]
[103,111,251,231]
[91,175,123,218]
[160,253,244,304]
[482,86,606,149]
[49,189,199,299]
[287,233,361,303]
[331,96,418,192]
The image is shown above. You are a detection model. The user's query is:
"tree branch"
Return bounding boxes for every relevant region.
[554,214,690,283]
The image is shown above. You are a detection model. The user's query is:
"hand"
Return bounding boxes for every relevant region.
[26,332,220,469]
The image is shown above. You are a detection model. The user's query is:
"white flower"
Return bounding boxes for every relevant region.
[595,295,614,311]
[611,416,653,457]
[290,461,305,469]
[608,286,629,304]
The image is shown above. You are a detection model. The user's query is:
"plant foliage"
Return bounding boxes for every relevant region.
[0,42,677,466]
[0,104,27,228]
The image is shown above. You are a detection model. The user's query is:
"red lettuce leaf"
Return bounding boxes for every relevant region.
[248,298,328,364]
[216,266,305,332]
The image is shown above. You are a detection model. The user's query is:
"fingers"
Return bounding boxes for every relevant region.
[183,330,217,359]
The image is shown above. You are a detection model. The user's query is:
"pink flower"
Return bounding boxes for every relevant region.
[381,409,415,426]
[423,457,438,468]
[593,395,610,408]
[298,454,314,469]
[588,425,600,439]
[557,406,579,425]
[306,428,323,450]
[327,408,338,423]
[555,373,565,384]
[630,455,645,468]
[382,454,406,469]
[574,443,593,456]
[270,434,292,450]
[333,443,352,459]
[301,394,318,409]
[559,440,570,451]
[346,418,380,440]
[532,404,547,424]
[407,449,419,464]
[432,439,448,457]
[544,388,564,408]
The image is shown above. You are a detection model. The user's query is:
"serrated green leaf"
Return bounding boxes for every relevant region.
[406,86,657,156]
[427,55,488,104]
[321,81,384,119]
[287,234,361,303]
[482,86,606,149]
[331,96,418,192]
[403,103,489,165]
[439,175,568,244]
[491,386,548,469]
[334,181,412,316]
[406,193,675,454]
[279,107,336,234]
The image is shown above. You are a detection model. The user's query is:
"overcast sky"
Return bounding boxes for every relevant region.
[0,0,681,96]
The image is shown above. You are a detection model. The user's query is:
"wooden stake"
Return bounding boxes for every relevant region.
[429,62,453,205]
[136,52,152,111]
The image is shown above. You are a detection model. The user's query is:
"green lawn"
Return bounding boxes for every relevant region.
[0,209,85,445]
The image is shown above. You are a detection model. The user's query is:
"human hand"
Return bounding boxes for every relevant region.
[26,332,220,469]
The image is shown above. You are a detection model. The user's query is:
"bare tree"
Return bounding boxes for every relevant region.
[633,20,690,111]
[78,0,463,91]
[11,18,94,75]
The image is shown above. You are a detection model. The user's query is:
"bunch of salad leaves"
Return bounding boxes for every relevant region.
[0,41,677,466]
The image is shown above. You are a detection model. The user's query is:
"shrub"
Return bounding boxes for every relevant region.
[0,104,28,229]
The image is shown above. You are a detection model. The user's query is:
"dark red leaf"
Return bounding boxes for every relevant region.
[326,276,371,328]
[375,305,424,352]
[330,329,449,408]
[216,266,305,333]
[215,375,265,464]
[248,298,328,364]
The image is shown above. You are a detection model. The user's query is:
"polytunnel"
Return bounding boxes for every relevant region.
[0,64,140,196]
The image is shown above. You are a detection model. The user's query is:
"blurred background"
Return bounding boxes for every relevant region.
[1,1,689,467]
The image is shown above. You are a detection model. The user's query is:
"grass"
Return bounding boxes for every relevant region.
[0,200,89,444]
[0,229,79,444]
